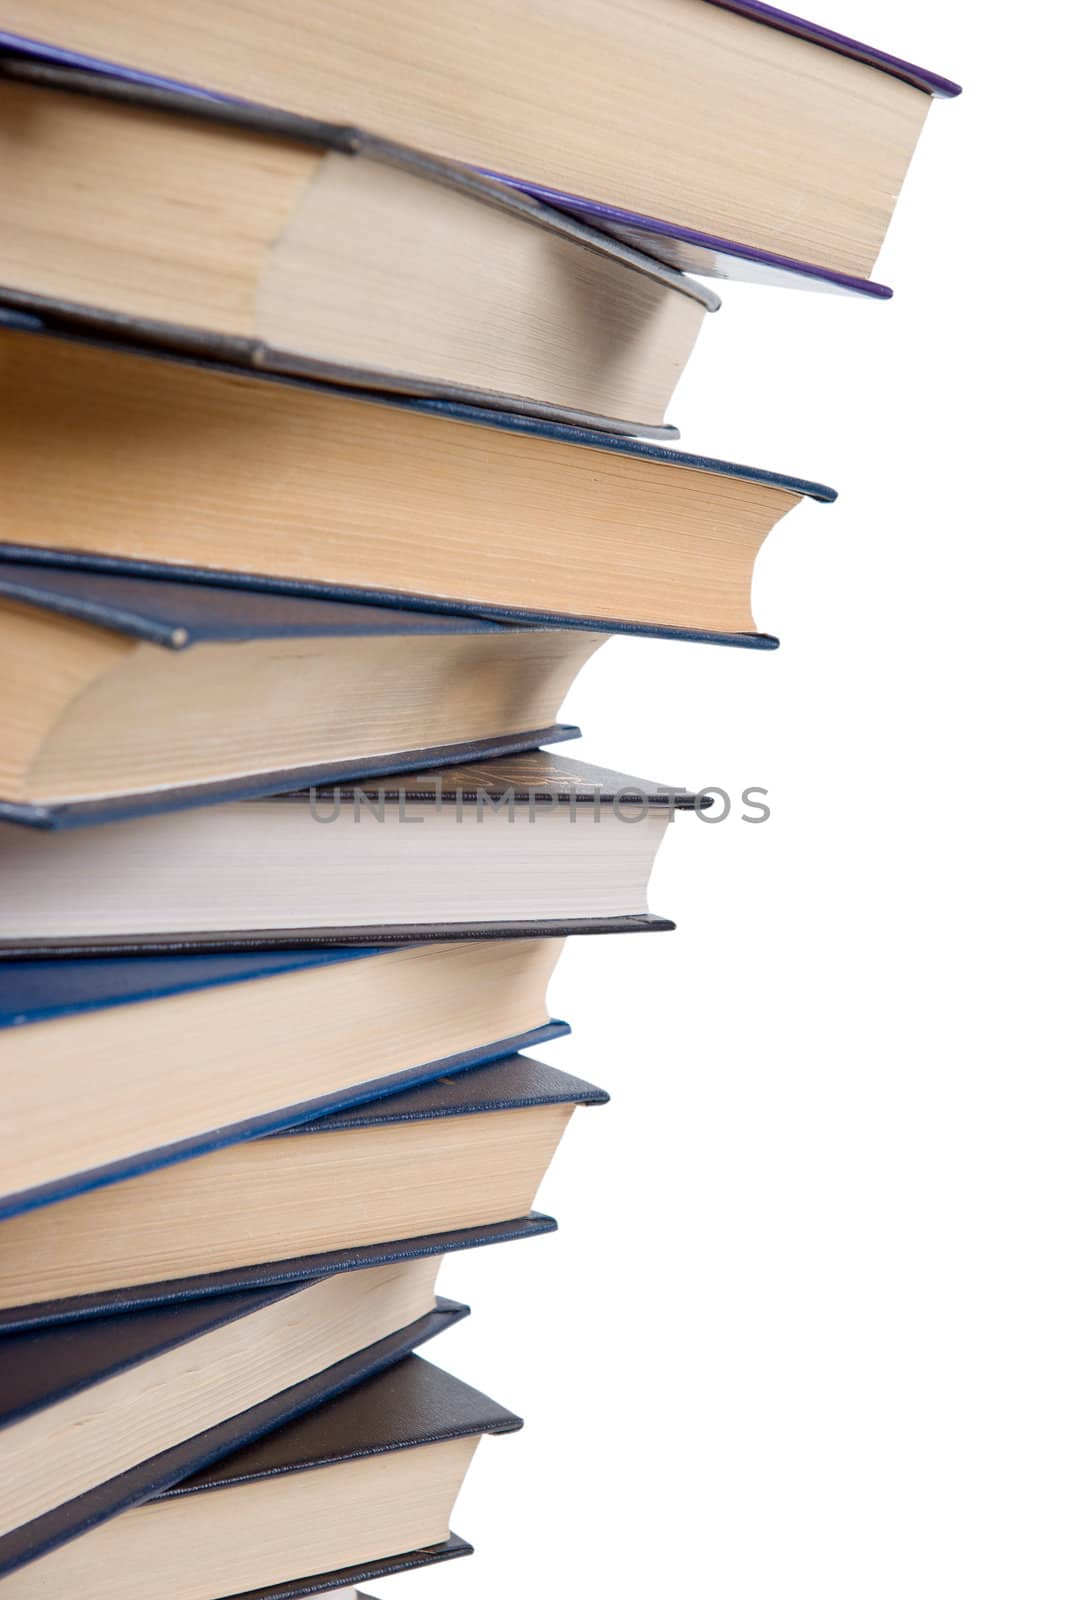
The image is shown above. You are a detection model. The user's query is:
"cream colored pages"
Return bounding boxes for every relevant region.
[0,1260,440,1537]
[0,82,704,425]
[21,628,604,804]
[2,1437,479,1600]
[2,0,932,275]
[0,83,311,329]
[0,333,794,635]
[0,1105,573,1304]
[259,150,705,419]
[0,938,562,1202]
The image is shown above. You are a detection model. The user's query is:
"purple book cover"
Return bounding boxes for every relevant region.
[0,3,959,298]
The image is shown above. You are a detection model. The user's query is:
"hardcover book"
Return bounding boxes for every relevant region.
[0,1054,607,1310]
[0,938,567,1214]
[0,752,697,951]
[0,1,958,294]
[0,1214,558,1334]
[0,1355,518,1596]
[0,309,836,645]
[0,558,600,825]
[0,60,718,437]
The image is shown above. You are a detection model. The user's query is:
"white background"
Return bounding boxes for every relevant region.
[380,3,1069,1595]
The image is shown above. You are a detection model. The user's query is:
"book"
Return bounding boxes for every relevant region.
[0,60,718,438]
[0,753,693,952]
[0,1270,462,1574]
[0,1054,607,1311]
[0,938,567,1215]
[0,309,836,645]
[0,1214,558,1334]
[0,1,959,296]
[0,1354,517,1596]
[0,558,602,825]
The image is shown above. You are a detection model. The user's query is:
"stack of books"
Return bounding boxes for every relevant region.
[0,5,957,1597]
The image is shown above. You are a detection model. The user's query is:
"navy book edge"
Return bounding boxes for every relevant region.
[0,556,560,647]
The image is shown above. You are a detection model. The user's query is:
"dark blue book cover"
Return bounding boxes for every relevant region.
[0,946,571,1218]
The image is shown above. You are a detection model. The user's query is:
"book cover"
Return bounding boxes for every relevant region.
[0,556,576,649]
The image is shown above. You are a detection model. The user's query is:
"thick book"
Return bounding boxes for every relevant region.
[0,936,568,1215]
[0,3,958,296]
[0,60,718,438]
[0,309,835,646]
[0,1054,607,1311]
[0,752,694,952]
[0,1213,557,1334]
[0,1272,463,1576]
[0,1354,518,1595]
[0,557,599,826]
